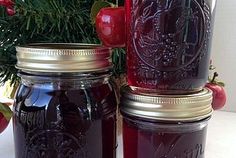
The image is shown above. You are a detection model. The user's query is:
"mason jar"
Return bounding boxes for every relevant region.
[13,44,117,158]
[120,86,213,158]
[126,0,217,94]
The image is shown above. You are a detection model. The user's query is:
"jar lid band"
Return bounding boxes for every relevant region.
[120,86,213,122]
[16,43,112,73]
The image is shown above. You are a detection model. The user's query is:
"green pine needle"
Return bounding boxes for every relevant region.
[0,0,126,85]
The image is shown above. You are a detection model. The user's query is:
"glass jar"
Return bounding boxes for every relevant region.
[126,0,217,94]
[120,86,213,158]
[13,44,117,158]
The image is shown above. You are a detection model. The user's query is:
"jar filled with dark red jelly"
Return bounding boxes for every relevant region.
[126,0,217,94]
[120,86,213,158]
[13,44,117,158]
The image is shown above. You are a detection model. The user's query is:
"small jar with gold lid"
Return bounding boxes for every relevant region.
[13,43,117,158]
[120,86,213,158]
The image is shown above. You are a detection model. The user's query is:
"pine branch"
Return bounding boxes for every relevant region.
[0,0,126,85]
[14,0,99,43]
[112,48,126,76]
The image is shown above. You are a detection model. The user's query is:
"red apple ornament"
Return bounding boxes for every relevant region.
[0,0,15,16]
[96,7,125,47]
[0,103,12,134]
[0,113,9,133]
[205,72,226,110]
[6,6,15,16]
[0,0,14,7]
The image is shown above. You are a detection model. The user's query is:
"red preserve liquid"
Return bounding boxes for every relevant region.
[123,117,208,158]
[13,75,117,158]
[126,0,216,93]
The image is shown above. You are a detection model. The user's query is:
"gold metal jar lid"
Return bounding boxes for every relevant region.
[16,43,112,73]
[120,86,213,122]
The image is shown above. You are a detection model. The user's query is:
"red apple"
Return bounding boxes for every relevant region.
[0,103,12,134]
[96,7,125,47]
[205,72,226,110]
[0,112,9,133]
[0,0,5,6]
[0,0,14,7]
[206,83,226,110]
[6,6,15,16]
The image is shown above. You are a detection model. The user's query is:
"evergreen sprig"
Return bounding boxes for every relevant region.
[0,0,125,85]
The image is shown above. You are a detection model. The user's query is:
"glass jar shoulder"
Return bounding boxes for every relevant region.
[123,115,209,133]
[14,72,118,119]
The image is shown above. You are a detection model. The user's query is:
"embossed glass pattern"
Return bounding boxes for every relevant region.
[126,0,217,93]
[122,116,209,158]
[13,72,117,158]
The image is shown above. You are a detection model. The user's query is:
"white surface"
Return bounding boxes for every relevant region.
[206,111,236,158]
[0,111,236,158]
[211,0,236,112]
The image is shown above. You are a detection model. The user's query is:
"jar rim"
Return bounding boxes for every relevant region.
[122,115,210,133]
[16,43,113,73]
[120,86,213,122]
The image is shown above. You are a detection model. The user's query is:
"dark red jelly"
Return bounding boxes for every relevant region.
[126,0,216,93]
[13,74,117,158]
[123,117,208,158]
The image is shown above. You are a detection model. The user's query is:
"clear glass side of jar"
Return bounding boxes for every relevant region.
[122,115,209,158]
[126,0,217,94]
[13,71,117,158]
[17,70,112,89]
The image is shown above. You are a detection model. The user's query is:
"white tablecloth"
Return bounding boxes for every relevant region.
[0,111,236,158]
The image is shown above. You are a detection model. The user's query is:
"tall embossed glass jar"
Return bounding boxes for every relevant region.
[13,44,117,158]
[126,0,217,94]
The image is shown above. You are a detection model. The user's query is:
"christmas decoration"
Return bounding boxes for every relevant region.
[0,102,12,133]
[0,0,126,87]
[206,61,226,110]
[96,7,125,47]
[206,72,226,110]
